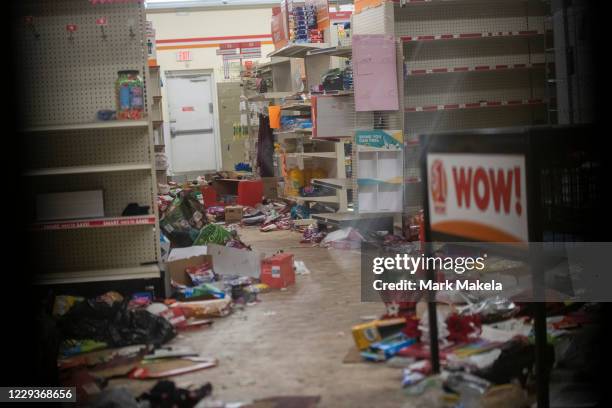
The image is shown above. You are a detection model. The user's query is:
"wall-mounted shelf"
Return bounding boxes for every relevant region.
[31,215,157,231]
[401,30,544,42]
[22,120,150,133]
[284,195,339,204]
[33,264,161,285]
[394,0,541,5]
[406,62,546,76]
[405,98,546,112]
[286,152,337,159]
[25,163,152,177]
[281,102,312,111]
[268,42,330,58]
[307,45,352,58]
[312,178,352,190]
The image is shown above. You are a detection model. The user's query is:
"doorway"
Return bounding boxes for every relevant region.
[165,70,221,175]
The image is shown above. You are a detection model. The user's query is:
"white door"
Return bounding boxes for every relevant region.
[166,72,220,173]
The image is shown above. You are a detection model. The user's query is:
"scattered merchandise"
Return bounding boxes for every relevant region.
[139,380,213,406]
[143,346,199,360]
[160,190,207,247]
[352,318,407,351]
[320,227,364,250]
[170,298,233,318]
[129,360,217,379]
[301,223,326,244]
[224,205,244,224]
[401,368,425,387]
[361,333,416,361]
[58,291,176,349]
[194,223,233,246]
[186,261,216,285]
[294,260,311,275]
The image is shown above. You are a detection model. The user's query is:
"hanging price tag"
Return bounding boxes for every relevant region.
[95,17,108,26]
[66,24,78,32]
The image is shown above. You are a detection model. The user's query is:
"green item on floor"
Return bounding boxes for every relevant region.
[193,223,232,246]
[61,339,108,356]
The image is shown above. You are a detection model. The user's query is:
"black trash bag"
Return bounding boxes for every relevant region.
[474,339,553,386]
[59,296,175,347]
[138,380,213,408]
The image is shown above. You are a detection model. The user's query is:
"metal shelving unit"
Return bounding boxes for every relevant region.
[241,37,353,214]
[17,0,161,286]
[353,0,551,218]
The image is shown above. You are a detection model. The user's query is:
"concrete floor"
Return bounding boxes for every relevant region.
[114,227,424,407]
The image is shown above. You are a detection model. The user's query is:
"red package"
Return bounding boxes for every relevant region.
[160,307,187,329]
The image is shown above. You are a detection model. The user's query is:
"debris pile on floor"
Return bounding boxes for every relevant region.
[347,298,602,406]
[48,178,320,405]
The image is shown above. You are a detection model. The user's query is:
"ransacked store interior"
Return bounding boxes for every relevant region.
[7,0,608,407]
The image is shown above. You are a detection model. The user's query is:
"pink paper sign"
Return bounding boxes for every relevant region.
[353,35,399,112]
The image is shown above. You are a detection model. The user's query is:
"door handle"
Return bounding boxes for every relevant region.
[171,128,214,136]
[209,103,214,114]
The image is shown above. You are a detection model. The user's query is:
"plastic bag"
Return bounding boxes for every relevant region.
[193,223,232,246]
[160,190,207,247]
[59,292,176,347]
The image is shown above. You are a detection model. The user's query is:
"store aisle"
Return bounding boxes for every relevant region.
[111,227,415,407]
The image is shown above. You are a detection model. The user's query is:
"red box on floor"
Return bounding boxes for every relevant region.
[260,253,295,289]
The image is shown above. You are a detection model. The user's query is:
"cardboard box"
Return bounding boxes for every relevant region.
[260,253,295,289]
[261,177,280,199]
[36,190,104,221]
[224,205,243,224]
[351,318,406,350]
[166,246,213,286]
[205,244,263,278]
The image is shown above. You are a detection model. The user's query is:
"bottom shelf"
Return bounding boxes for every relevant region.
[33,264,161,285]
[284,194,339,204]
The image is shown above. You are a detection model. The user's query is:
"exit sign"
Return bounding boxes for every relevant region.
[176,50,192,62]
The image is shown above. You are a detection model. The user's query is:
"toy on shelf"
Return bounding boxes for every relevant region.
[116,70,144,120]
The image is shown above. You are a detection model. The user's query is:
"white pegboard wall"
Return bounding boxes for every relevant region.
[27,128,151,169]
[394,0,547,38]
[355,111,403,131]
[404,69,545,107]
[353,2,395,35]
[16,0,147,125]
[34,227,158,273]
[29,171,155,218]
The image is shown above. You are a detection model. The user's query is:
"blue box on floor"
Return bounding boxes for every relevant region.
[360,333,415,362]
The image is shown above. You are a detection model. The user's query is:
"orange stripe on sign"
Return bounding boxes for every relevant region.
[431,220,525,243]
[157,41,273,51]
[157,34,272,44]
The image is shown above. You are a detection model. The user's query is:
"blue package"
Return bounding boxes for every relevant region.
[363,333,415,361]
